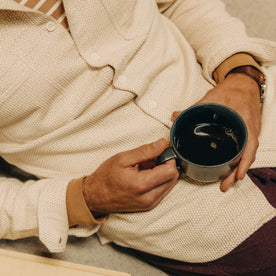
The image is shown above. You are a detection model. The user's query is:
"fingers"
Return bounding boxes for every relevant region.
[221,135,259,192]
[220,168,237,192]
[172,111,181,121]
[118,138,168,166]
[236,137,258,180]
[135,160,179,210]
[138,176,176,211]
[137,159,179,193]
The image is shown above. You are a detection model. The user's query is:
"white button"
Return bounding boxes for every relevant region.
[149,100,158,109]
[90,53,100,63]
[46,22,56,32]
[118,75,127,84]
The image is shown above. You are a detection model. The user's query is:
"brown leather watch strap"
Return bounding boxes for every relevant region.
[225,65,266,103]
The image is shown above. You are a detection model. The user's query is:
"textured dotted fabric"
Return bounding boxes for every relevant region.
[0,1,276,259]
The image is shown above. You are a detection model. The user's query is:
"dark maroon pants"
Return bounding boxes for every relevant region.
[132,168,276,276]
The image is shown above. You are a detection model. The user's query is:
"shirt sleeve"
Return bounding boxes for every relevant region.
[159,0,276,83]
[0,172,100,252]
[0,174,71,252]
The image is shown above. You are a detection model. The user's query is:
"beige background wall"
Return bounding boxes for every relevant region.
[223,0,276,42]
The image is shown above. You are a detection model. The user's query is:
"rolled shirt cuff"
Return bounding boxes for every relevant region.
[213,53,262,83]
[66,177,107,227]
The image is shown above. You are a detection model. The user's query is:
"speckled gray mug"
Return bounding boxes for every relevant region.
[156,103,248,182]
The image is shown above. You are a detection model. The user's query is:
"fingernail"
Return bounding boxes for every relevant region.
[221,186,227,192]
[221,183,233,192]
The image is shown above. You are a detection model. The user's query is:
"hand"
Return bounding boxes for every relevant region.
[82,139,179,215]
[173,73,261,191]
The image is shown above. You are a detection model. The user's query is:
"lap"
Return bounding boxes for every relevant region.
[98,168,276,263]
[129,168,276,276]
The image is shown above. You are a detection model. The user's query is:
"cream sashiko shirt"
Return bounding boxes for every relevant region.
[1,0,276,263]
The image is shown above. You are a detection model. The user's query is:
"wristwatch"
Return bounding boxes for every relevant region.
[225,65,266,103]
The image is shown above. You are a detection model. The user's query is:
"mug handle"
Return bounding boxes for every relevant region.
[155,146,178,165]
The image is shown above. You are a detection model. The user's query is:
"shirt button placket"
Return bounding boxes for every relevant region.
[90,53,101,64]
[149,100,158,109]
[118,75,127,85]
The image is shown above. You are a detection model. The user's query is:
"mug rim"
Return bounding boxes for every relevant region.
[170,103,248,168]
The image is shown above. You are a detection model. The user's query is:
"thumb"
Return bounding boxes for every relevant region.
[123,138,168,166]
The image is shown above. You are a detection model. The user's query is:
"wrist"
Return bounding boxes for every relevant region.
[225,65,266,103]
[82,175,108,219]
[66,176,107,227]
[223,73,261,104]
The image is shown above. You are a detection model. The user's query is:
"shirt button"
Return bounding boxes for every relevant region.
[90,53,100,63]
[118,75,127,84]
[149,100,158,109]
[46,21,56,32]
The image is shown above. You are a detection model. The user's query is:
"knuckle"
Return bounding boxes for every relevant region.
[132,182,145,195]
[138,144,151,160]
[134,175,153,194]
[141,194,157,210]
[166,162,179,178]
[130,177,150,195]
[112,152,125,165]
[249,137,259,152]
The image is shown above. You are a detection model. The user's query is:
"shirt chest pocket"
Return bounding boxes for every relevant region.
[101,0,156,39]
